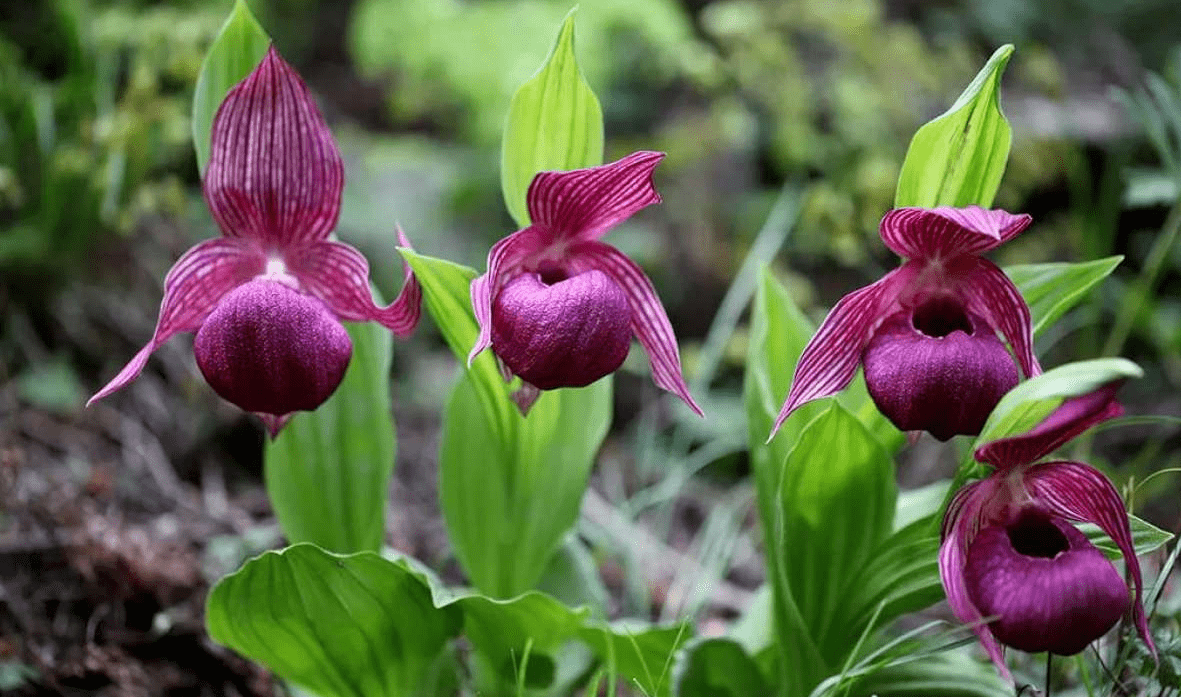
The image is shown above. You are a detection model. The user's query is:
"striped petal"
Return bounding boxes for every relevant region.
[975,382,1124,469]
[938,478,1012,682]
[1023,461,1155,657]
[527,151,663,242]
[204,45,344,246]
[88,238,266,405]
[958,256,1041,379]
[566,240,702,414]
[768,263,916,439]
[880,207,1031,260]
[469,227,548,365]
[286,227,422,336]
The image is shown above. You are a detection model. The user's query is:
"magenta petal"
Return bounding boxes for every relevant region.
[469,227,551,366]
[87,238,266,405]
[1022,461,1155,656]
[491,271,632,390]
[957,257,1041,379]
[286,231,422,336]
[194,279,352,416]
[939,479,1012,681]
[862,306,1018,441]
[566,240,702,415]
[964,511,1130,655]
[527,151,663,242]
[879,206,1032,260]
[975,382,1124,469]
[204,46,344,246]
[769,264,915,439]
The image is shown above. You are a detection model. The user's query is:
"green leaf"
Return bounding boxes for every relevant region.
[826,650,1011,697]
[206,544,462,697]
[500,8,604,227]
[441,371,611,596]
[895,45,1014,208]
[673,638,771,697]
[580,620,691,697]
[401,250,612,597]
[976,358,1144,447]
[459,590,588,688]
[776,405,897,678]
[1082,514,1174,559]
[264,320,394,554]
[192,0,270,174]
[1006,255,1123,337]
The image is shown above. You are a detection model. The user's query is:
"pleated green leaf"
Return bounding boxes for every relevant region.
[206,544,462,697]
[1006,255,1122,336]
[895,45,1014,208]
[264,319,394,554]
[400,250,612,597]
[501,8,604,227]
[192,0,269,174]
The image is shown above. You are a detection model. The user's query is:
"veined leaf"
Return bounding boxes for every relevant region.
[501,8,604,228]
[401,250,611,597]
[206,544,462,697]
[895,45,1014,208]
[579,620,691,697]
[1006,255,1122,336]
[192,0,269,174]
[264,318,393,554]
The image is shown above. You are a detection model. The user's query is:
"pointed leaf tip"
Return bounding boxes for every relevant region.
[192,0,270,174]
[895,45,1014,208]
[501,8,604,227]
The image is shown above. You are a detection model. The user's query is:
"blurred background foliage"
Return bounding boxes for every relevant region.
[1,0,1178,448]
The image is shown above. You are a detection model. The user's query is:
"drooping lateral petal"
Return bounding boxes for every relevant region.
[526,151,663,242]
[204,45,344,247]
[87,238,266,405]
[1023,461,1155,656]
[879,206,1032,260]
[935,486,1010,685]
[975,382,1124,469]
[566,240,702,415]
[285,229,422,336]
[768,264,916,439]
[469,226,548,365]
[958,256,1041,379]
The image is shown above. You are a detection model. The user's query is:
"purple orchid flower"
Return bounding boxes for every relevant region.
[469,151,701,415]
[88,46,421,436]
[771,206,1043,441]
[939,382,1155,681]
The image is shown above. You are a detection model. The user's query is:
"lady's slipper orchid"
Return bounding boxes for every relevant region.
[88,46,421,435]
[939,382,1155,681]
[771,206,1042,441]
[469,151,701,415]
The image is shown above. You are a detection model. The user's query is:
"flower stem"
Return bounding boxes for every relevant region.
[1046,653,1053,697]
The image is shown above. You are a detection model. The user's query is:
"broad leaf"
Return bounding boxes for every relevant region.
[402,250,612,597]
[674,638,771,697]
[264,320,394,554]
[776,405,897,680]
[192,0,269,174]
[459,591,588,688]
[501,8,604,227]
[895,45,1014,208]
[206,544,462,697]
[976,358,1143,447]
[1006,255,1122,336]
[441,371,611,596]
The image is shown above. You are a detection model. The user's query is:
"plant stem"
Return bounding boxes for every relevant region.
[1046,653,1053,697]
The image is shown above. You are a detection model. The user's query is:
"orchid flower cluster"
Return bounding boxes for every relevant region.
[88,28,1161,692]
[770,205,1157,676]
